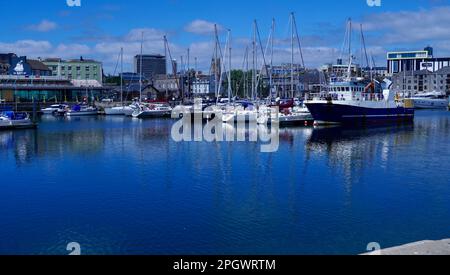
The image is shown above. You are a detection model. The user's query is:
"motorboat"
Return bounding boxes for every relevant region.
[66,104,99,116]
[410,91,449,109]
[41,104,69,115]
[0,111,36,130]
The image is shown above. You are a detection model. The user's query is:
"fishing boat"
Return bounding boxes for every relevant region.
[41,104,69,115]
[305,79,415,125]
[132,103,172,118]
[305,19,414,126]
[0,111,36,130]
[66,104,98,116]
[410,91,449,109]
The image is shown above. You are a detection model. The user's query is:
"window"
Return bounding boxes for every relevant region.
[61,66,65,70]
[76,66,81,71]
[86,66,90,71]
[86,74,90,79]
[68,66,72,71]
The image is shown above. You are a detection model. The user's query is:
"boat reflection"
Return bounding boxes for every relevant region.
[305,124,416,190]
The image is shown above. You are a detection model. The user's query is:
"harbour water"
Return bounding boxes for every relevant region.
[0,110,449,255]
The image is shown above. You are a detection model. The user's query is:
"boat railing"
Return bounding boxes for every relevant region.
[307,92,385,102]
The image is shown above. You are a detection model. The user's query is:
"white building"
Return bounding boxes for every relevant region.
[191,78,211,95]
[391,67,450,96]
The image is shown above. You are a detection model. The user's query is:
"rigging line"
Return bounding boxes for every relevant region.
[239,46,249,98]
[292,14,305,69]
[360,24,370,69]
[255,21,269,92]
[112,48,121,77]
[339,20,349,63]
[217,31,230,100]
[164,36,179,91]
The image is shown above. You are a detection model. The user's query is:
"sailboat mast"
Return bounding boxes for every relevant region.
[120,47,123,106]
[291,13,295,98]
[251,21,255,101]
[214,24,220,99]
[139,32,143,103]
[270,18,275,100]
[347,19,352,80]
[187,48,190,100]
[227,29,232,103]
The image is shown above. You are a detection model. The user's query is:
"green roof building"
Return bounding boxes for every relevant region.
[43,57,103,84]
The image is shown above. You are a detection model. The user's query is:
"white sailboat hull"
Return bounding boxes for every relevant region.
[104,107,126,115]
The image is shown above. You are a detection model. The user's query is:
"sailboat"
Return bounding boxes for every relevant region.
[104,48,138,116]
[257,13,313,126]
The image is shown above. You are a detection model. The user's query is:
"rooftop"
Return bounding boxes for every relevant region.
[28,59,51,71]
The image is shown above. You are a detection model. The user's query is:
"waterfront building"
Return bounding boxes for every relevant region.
[0,75,110,103]
[191,76,213,96]
[134,54,167,80]
[263,65,319,98]
[42,57,103,84]
[152,74,181,98]
[361,66,388,78]
[387,46,450,75]
[391,66,450,96]
[120,72,143,83]
[0,53,51,77]
[320,60,361,78]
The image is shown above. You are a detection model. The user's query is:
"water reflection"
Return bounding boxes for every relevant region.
[0,111,449,254]
[305,125,416,189]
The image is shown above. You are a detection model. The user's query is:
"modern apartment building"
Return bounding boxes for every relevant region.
[134,54,167,80]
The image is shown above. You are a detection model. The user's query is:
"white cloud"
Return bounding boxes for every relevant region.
[361,6,450,45]
[184,20,223,35]
[26,20,58,32]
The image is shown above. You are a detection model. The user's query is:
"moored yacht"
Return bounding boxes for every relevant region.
[66,104,99,116]
[410,91,449,109]
[0,111,36,130]
[132,103,172,119]
[41,104,69,115]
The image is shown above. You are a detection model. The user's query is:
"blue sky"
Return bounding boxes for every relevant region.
[1,0,450,73]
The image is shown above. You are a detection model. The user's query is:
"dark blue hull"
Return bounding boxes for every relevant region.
[305,103,415,125]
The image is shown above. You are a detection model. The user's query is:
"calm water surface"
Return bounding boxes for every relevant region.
[0,110,449,255]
